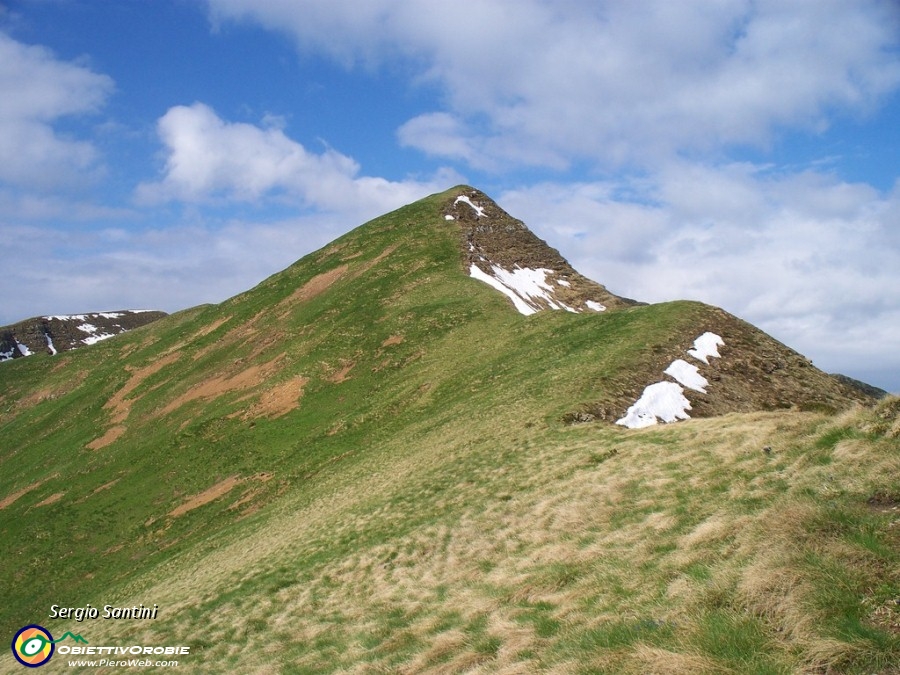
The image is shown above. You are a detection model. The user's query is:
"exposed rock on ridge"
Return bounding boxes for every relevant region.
[444,187,640,315]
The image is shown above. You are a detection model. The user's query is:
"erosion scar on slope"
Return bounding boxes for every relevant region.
[239,375,310,420]
[156,355,285,418]
[277,264,349,317]
[168,475,244,518]
[86,352,181,450]
[105,352,182,426]
[0,474,59,510]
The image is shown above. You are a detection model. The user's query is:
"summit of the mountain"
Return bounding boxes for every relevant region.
[443,186,640,315]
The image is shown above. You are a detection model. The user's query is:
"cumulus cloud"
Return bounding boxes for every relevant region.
[207,0,900,169]
[499,168,900,385]
[136,102,460,217]
[0,33,113,188]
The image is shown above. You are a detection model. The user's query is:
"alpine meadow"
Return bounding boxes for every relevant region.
[1,187,897,673]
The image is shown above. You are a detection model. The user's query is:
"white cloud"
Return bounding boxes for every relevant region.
[0,214,348,324]
[136,102,461,217]
[0,33,113,188]
[499,169,900,388]
[207,0,900,170]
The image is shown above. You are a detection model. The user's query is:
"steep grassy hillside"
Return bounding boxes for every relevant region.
[1,186,896,673]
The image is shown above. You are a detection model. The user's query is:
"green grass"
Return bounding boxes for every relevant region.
[1,186,898,673]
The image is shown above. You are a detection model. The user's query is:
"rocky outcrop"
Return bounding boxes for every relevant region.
[444,187,640,315]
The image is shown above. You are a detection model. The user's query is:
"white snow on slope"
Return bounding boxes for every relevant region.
[492,265,559,308]
[616,381,692,429]
[0,347,14,361]
[688,331,724,364]
[44,332,57,356]
[82,332,116,345]
[454,195,486,217]
[16,341,31,356]
[469,261,609,316]
[468,262,591,316]
[664,359,708,393]
[557,279,571,288]
[469,264,538,315]
[45,314,87,321]
[617,332,725,429]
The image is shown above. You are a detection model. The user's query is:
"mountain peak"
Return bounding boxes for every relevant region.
[442,186,639,316]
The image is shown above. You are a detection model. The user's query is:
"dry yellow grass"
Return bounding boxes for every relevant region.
[50,405,898,674]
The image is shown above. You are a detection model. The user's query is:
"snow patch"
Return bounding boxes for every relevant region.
[444,214,454,221]
[688,332,724,364]
[44,332,57,356]
[77,323,99,334]
[45,314,87,321]
[0,348,15,362]
[469,264,538,316]
[616,381,692,429]
[585,300,606,312]
[16,341,32,356]
[455,195,486,217]
[469,263,580,315]
[82,333,116,345]
[664,359,708,393]
[617,332,726,429]
[556,279,571,287]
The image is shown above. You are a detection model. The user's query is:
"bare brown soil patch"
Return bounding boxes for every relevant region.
[87,425,126,450]
[0,475,57,510]
[381,335,404,347]
[325,360,356,383]
[228,488,261,512]
[157,355,284,417]
[278,265,348,317]
[241,376,309,420]
[33,492,65,507]
[86,353,181,448]
[106,352,181,425]
[169,475,244,518]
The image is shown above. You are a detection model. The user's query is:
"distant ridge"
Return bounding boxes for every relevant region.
[830,373,889,399]
[0,310,167,361]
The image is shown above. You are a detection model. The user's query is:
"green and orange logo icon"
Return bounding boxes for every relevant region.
[11,625,54,667]
[10,626,87,667]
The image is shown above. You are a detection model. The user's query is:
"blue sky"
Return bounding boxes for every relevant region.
[1,0,899,392]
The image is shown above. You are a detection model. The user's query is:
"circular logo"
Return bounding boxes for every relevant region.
[11,625,54,668]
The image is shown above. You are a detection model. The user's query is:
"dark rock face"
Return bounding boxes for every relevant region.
[444,187,641,314]
[0,310,167,361]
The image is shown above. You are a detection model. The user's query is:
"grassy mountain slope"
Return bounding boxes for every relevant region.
[1,186,897,673]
